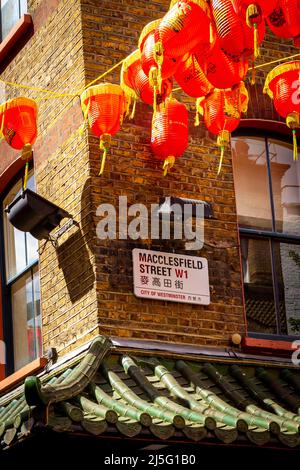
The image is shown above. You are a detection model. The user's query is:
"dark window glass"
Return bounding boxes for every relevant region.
[241,238,277,334]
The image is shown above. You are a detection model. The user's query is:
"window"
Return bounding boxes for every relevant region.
[0,0,27,41]
[1,170,42,373]
[232,135,300,338]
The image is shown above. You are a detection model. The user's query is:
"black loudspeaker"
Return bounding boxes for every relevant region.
[5,189,70,240]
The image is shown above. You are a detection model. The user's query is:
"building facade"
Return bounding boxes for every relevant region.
[0,0,299,462]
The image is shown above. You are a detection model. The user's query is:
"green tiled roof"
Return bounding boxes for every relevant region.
[1,336,300,450]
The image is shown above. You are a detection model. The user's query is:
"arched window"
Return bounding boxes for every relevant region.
[232,135,300,338]
[1,169,42,373]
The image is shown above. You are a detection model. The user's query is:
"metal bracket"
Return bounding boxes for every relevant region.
[52,218,79,241]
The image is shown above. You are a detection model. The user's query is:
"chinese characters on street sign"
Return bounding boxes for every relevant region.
[132,249,210,305]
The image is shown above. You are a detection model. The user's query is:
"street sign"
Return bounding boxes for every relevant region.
[132,249,210,305]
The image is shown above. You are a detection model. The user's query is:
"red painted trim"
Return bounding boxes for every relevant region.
[0,14,33,64]
[242,337,298,353]
[0,357,47,394]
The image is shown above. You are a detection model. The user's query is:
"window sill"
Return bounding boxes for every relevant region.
[0,357,47,394]
[0,14,33,64]
[242,336,299,356]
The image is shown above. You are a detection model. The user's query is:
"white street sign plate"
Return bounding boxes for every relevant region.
[132,249,210,305]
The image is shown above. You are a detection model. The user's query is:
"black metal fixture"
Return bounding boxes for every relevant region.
[155,196,214,221]
[5,188,70,240]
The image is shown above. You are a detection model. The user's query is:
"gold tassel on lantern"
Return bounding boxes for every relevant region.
[130,97,137,120]
[246,3,261,84]
[194,97,204,127]
[123,92,137,120]
[210,22,214,45]
[21,143,33,190]
[120,49,140,120]
[0,102,7,141]
[217,130,230,175]
[124,94,132,118]
[218,146,225,175]
[292,129,298,161]
[163,156,175,176]
[250,24,259,85]
[253,23,260,59]
[251,61,256,86]
[149,66,159,115]
[99,134,112,175]
[286,112,299,161]
[194,111,200,127]
[23,161,29,190]
[154,41,164,94]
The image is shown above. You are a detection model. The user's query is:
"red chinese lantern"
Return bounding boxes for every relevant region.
[211,0,265,60]
[151,97,188,175]
[196,82,249,173]
[174,54,213,98]
[139,19,182,92]
[156,0,212,59]
[80,84,125,175]
[195,41,249,90]
[231,0,277,59]
[0,97,38,188]
[264,61,300,160]
[267,1,300,46]
[121,49,173,115]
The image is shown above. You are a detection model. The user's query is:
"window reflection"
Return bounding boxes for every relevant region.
[11,265,42,371]
[232,137,273,230]
[268,140,300,235]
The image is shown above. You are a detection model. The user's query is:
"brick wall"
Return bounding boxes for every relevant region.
[0,0,99,358]
[81,0,245,348]
[29,0,99,354]
[0,0,298,360]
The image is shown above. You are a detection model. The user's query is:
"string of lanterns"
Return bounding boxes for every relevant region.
[0,0,299,178]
